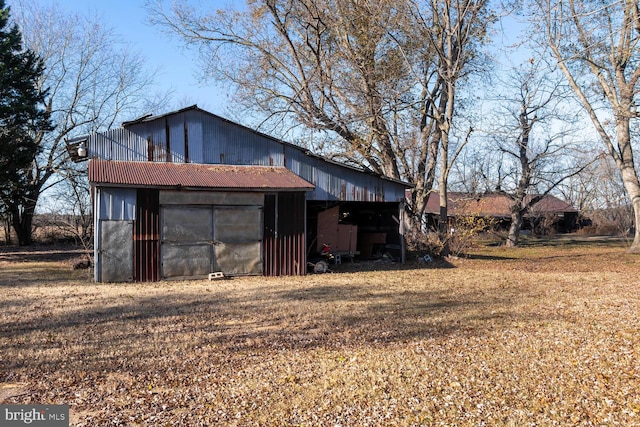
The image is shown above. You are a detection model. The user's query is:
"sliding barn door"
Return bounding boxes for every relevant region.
[160,205,263,278]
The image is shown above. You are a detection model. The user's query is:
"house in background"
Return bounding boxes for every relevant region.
[424,192,579,233]
[72,105,411,282]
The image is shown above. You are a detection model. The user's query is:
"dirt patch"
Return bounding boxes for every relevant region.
[0,383,29,402]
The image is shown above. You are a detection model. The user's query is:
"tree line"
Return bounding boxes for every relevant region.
[2,0,639,252]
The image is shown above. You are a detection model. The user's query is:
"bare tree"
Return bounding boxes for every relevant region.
[533,0,640,252]
[147,0,492,235]
[9,0,167,245]
[488,59,591,247]
[44,167,93,247]
[449,140,505,195]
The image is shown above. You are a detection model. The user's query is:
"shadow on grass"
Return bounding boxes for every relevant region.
[517,234,630,248]
[0,275,567,377]
[463,253,518,261]
[330,256,456,274]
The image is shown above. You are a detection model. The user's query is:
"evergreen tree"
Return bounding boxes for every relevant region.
[0,0,51,245]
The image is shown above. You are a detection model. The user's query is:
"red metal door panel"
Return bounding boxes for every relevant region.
[134,189,160,282]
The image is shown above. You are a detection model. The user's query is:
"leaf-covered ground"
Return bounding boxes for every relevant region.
[1,237,638,426]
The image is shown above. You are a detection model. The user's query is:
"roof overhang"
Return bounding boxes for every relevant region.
[88,159,315,192]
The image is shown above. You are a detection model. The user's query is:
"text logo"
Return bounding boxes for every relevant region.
[1,405,69,426]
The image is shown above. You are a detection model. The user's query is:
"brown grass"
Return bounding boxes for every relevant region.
[1,237,639,426]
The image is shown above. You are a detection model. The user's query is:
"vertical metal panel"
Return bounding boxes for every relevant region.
[98,187,136,220]
[264,194,277,275]
[88,128,148,161]
[135,189,159,282]
[165,119,172,162]
[186,111,204,163]
[99,220,133,282]
[201,116,284,166]
[183,120,190,162]
[160,206,213,278]
[165,114,190,162]
[94,187,101,283]
[213,207,263,275]
[263,192,306,276]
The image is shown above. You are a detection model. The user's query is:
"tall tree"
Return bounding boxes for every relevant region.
[8,0,166,245]
[147,0,492,232]
[417,0,486,248]
[0,0,51,245]
[534,0,640,252]
[488,60,590,247]
[496,59,585,247]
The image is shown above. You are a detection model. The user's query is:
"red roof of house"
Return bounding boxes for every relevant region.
[425,192,577,217]
[88,159,315,191]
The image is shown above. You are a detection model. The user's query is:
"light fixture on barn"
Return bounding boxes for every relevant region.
[77,141,87,157]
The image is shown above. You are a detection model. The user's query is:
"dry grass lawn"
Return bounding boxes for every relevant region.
[0,237,639,426]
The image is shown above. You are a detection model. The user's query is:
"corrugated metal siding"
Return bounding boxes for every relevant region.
[263,192,306,276]
[125,118,171,162]
[119,110,205,163]
[88,128,148,161]
[201,116,284,166]
[285,147,406,202]
[111,109,285,166]
[98,187,136,220]
[186,112,204,163]
[99,220,133,282]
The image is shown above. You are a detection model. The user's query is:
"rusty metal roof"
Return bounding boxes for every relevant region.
[425,192,577,217]
[88,159,315,191]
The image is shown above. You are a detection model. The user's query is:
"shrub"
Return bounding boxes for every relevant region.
[406,215,497,258]
[447,215,497,256]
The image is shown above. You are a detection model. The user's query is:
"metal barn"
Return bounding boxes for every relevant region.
[78,105,411,282]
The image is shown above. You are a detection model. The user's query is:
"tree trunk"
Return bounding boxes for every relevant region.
[630,198,640,253]
[438,173,450,256]
[3,218,11,245]
[620,166,640,253]
[506,210,523,248]
[545,3,640,254]
[11,214,33,246]
[9,196,37,246]
[408,187,428,233]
